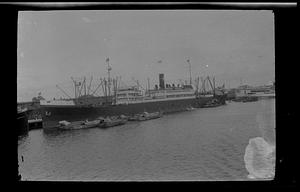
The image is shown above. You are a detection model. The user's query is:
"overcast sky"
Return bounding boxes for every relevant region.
[17,10,274,102]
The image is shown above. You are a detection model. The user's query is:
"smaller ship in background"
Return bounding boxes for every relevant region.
[227,80,275,102]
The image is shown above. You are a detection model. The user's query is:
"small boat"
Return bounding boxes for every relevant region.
[128,112,163,121]
[97,117,127,128]
[58,120,100,130]
[202,103,223,108]
[242,97,258,102]
[186,106,195,111]
[128,114,140,121]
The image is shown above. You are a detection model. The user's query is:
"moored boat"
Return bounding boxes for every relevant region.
[202,98,224,108]
[232,96,258,102]
[202,103,224,108]
[186,106,196,111]
[97,117,127,128]
[58,119,100,130]
[242,97,258,102]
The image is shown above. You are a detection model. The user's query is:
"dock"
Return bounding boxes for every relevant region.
[17,110,43,136]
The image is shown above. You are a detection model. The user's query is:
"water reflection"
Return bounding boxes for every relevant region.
[18,99,275,181]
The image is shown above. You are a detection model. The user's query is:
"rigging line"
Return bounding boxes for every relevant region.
[87,76,93,95]
[56,85,71,99]
[91,79,104,96]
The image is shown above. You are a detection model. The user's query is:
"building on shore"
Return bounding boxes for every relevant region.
[226,82,275,100]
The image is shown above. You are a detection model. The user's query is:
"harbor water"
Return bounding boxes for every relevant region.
[18,99,275,181]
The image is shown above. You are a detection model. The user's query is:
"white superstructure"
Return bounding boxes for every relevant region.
[116,85,197,105]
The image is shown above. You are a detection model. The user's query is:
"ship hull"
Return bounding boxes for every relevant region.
[17,110,29,136]
[40,96,221,129]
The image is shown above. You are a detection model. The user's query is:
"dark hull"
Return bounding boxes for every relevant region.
[203,103,224,108]
[233,96,258,102]
[40,96,221,129]
[17,111,29,136]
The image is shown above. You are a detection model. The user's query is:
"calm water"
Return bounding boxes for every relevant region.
[18,99,275,181]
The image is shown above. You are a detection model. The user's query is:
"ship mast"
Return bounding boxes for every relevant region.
[83,76,86,96]
[87,76,93,95]
[147,77,150,96]
[213,77,216,96]
[71,77,80,99]
[207,76,215,96]
[106,57,111,97]
[104,78,108,102]
[187,59,192,85]
[195,76,200,96]
[113,77,118,104]
[78,77,85,98]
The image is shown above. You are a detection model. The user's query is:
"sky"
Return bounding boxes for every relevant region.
[17,10,274,102]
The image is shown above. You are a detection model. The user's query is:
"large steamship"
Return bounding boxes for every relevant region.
[40,60,226,129]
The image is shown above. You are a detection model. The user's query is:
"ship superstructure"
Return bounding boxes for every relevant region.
[116,78,196,105]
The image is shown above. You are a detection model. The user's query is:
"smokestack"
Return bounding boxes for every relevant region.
[159,73,165,89]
